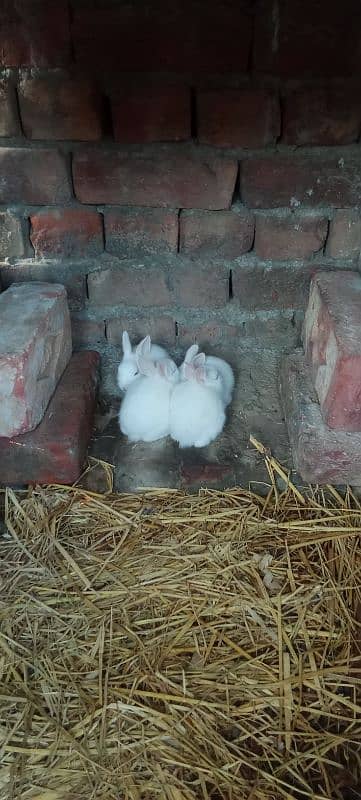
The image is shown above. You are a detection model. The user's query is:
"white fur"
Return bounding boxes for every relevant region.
[180,344,234,406]
[117,331,168,391]
[170,359,226,448]
[119,356,179,442]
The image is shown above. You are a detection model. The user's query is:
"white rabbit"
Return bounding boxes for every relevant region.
[119,346,179,442]
[180,344,234,406]
[117,331,168,391]
[170,353,226,448]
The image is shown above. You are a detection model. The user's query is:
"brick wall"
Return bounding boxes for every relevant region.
[1,0,361,395]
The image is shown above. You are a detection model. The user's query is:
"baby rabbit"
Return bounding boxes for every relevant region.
[170,350,226,448]
[119,339,179,442]
[181,344,234,407]
[117,331,168,391]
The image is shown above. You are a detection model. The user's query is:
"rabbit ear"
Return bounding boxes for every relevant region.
[137,355,156,377]
[136,335,151,360]
[183,362,195,380]
[157,359,177,380]
[193,352,206,368]
[184,344,199,363]
[122,330,132,356]
[195,365,206,383]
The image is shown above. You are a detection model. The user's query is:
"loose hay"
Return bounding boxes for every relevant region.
[0,445,361,800]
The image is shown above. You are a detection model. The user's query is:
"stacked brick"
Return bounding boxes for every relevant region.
[0,0,361,392]
[280,272,361,484]
[0,283,99,484]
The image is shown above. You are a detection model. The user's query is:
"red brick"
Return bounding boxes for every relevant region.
[72,1,252,73]
[106,316,175,348]
[73,151,237,210]
[0,263,86,312]
[280,350,361,484]
[71,316,105,348]
[181,461,235,489]
[18,76,102,141]
[0,148,70,204]
[197,89,280,148]
[87,267,170,307]
[232,263,316,311]
[173,265,228,308]
[179,210,254,259]
[255,214,328,260]
[0,352,99,486]
[0,213,26,258]
[254,0,361,77]
[326,211,361,259]
[303,271,361,431]
[242,157,361,209]
[0,1,70,67]
[105,209,178,257]
[112,86,190,143]
[177,322,238,348]
[283,86,361,146]
[30,209,104,258]
[0,79,19,136]
[0,283,72,437]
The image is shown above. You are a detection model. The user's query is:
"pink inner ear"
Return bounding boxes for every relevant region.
[193,352,206,368]
[157,361,167,378]
[137,356,155,376]
[195,365,206,383]
[185,344,199,363]
[184,363,194,379]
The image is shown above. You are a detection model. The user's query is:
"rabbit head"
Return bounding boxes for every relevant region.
[117,332,167,391]
[137,353,179,384]
[183,356,223,396]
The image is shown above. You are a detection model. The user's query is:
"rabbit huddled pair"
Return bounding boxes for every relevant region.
[117,331,234,447]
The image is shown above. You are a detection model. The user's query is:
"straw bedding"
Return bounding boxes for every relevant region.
[0,444,360,800]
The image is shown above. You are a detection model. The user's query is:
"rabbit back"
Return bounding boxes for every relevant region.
[170,380,225,448]
[119,374,174,442]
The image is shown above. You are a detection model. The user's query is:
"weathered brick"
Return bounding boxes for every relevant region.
[0,79,19,136]
[303,271,361,431]
[173,265,228,308]
[30,209,104,258]
[112,86,190,143]
[0,283,72,437]
[255,214,328,260]
[181,461,236,489]
[87,267,171,307]
[0,0,70,67]
[280,350,361,484]
[106,316,175,348]
[72,1,252,72]
[105,209,178,257]
[179,209,254,259]
[242,157,361,209]
[0,263,86,312]
[177,315,301,351]
[0,213,26,258]
[18,75,102,141]
[283,86,361,146]
[73,151,237,209]
[177,322,238,348]
[232,263,315,311]
[71,316,105,348]
[254,0,361,77]
[326,211,361,259]
[197,89,280,148]
[0,352,99,486]
[0,148,70,204]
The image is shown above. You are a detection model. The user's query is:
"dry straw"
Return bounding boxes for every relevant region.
[0,438,360,800]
